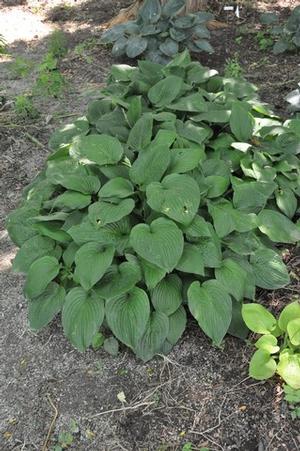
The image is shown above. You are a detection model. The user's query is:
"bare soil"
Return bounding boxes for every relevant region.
[0,1,300,450]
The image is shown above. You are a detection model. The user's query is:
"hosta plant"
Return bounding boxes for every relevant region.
[260,6,300,54]
[101,0,214,63]
[242,301,300,390]
[7,51,300,361]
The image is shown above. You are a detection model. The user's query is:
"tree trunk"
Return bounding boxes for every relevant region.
[104,0,224,29]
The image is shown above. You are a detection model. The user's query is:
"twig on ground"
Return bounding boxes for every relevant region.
[41,394,59,451]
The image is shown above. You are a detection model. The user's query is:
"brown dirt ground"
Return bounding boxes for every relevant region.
[0,1,300,450]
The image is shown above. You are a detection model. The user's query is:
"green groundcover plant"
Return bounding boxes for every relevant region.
[260,6,300,54]
[101,0,214,63]
[242,301,300,390]
[7,51,300,362]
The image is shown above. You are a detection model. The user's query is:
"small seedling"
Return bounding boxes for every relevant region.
[224,55,244,78]
[48,30,68,59]
[0,34,7,54]
[235,36,243,45]
[14,94,39,119]
[8,56,33,78]
[256,31,273,51]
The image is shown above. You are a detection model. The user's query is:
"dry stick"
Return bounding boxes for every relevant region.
[24,132,46,149]
[41,394,59,451]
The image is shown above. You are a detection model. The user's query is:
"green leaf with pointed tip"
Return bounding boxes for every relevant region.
[168,147,205,174]
[167,305,186,345]
[70,134,123,166]
[230,102,254,142]
[279,301,300,332]
[242,303,277,334]
[62,242,79,267]
[159,38,178,57]
[249,349,277,380]
[29,282,65,330]
[126,36,148,58]
[62,287,105,352]
[88,199,135,226]
[32,222,71,243]
[188,280,232,345]
[57,175,101,195]
[275,188,297,219]
[127,113,153,150]
[130,218,184,272]
[49,117,89,151]
[148,76,183,108]
[162,0,185,16]
[151,274,182,315]
[139,258,166,290]
[135,311,169,362]
[139,0,161,23]
[176,120,212,145]
[99,178,134,199]
[176,243,205,276]
[255,335,280,354]
[208,200,257,238]
[106,287,150,349]
[24,256,60,299]
[257,209,300,244]
[129,144,170,188]
[6,206,39,246]
[48,191,91,211]
[12,235,55,273]
[250,248,290,290]
[232,178,276,212]
[127,96,142,127]
[277,353,300,389]
[168,93,208,112]
[215,258,248,302]
[95,261,142,299]
[146,174,200,226]
[74,242,115,290]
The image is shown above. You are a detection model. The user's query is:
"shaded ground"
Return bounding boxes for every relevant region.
[0,1,300,450]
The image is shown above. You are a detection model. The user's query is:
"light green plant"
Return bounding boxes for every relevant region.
[48,30,68,59]
[35,53,66,97]
[0,34,7,54]
[14,94,39,119]
[101,0,214,63]
[224,55,244,78]
[256,31,273,51]
[242,301,300,390]
[6,51,300,362]
[8,56,34,78]
[284,384,300,419]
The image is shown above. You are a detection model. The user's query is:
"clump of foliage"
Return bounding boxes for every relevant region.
[48,29,68,59]
[255,30,274,51]
[224,55,243,78]
[260,6,300,54]
[35,52,66,97]
[7,51,300,362]
[8,56,34,78]
[242,301,300,390]
[101,0,214,63]
[14,94,39,119]
[286,82,300,113]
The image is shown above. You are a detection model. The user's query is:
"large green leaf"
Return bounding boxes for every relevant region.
[96,261,142,299]
[277,352,300,389]
[146,174,200,225]
[48,191,91,211]
[148,75,182,108]
[32,222,71,244]
[162,0,185,17]
[48,117,89,151]
[215,258,248,302]
[166,305,186,345]
[129,144,170,189]
[257,209,300,243]
[24,256,60,299]
[139,0,161,23]
[242,303,277,334]
[208,200,257,238]
[62,287,105,352]
[74,242,115,290]
[168,147,205,174]
[130,217,184,272]
[126,36,148,58]
[168,93,208,112]
[230,102,254,141]
[275,188,297,218]
[232,178,276,211]
[106,287,150,349]
[88,199,135,226]
[151,274,182,315]
[250,248,290,289]
[99,177,134,199]
[249,349,277,380]
[29,282,65,330]
[135,311,169,361]
[287,318,300,346]
[176,243,205,276]
[70,134,123,166]
[56,174,101,195]
[12,235,55,273]
[6,206,39,246]
[188,280,232,345]
[139,258,166,290]
[127,113,153,150]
